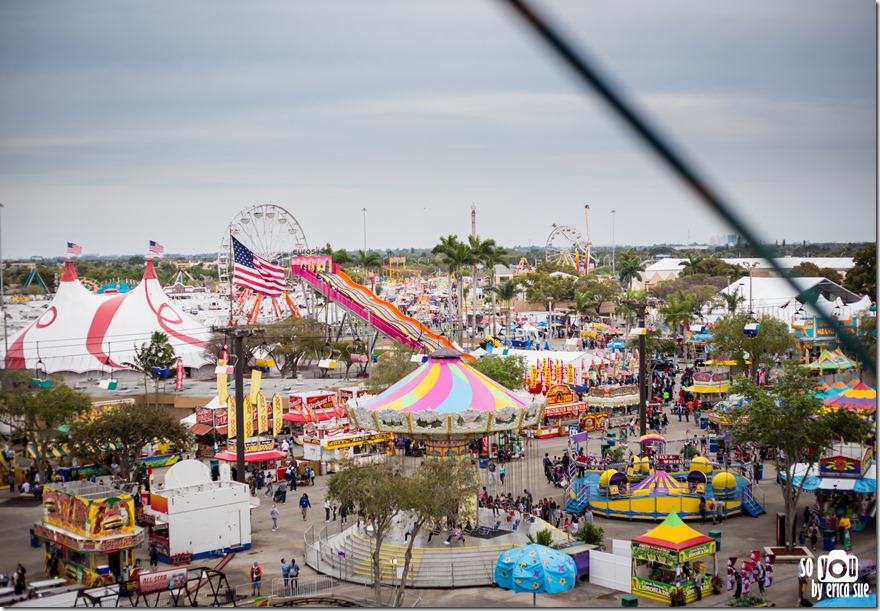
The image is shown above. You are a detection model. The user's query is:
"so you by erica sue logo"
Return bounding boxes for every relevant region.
[799,551,869,601]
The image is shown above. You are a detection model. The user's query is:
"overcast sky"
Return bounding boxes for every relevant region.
[0,0,875,259]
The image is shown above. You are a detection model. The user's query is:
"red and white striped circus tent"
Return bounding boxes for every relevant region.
[3,259,212,374]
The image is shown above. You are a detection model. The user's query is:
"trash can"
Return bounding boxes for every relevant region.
[709,437,718,453]
[708,529,722,552]
[755,464,763,481]
[700,417,709,430]
[822,528,836,551]
[29,528,39,548]
[479,459,488,469]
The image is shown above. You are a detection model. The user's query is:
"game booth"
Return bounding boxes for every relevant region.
[631,511,717,604]
[34,481,146,587]
[532,383,604,438]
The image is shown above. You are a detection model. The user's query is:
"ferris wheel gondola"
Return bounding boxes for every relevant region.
[217,204,309,324]
[545,225,586,270]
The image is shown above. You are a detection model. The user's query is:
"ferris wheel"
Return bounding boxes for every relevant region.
[218,204,309,324]
[545,224,586,270]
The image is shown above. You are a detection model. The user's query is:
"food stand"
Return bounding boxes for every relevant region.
[534,384,597,438]
[301,427,393,473]
[34,481,145,586]
[142,460,251,563]
[683,372,730,405]
[631,511,717,604]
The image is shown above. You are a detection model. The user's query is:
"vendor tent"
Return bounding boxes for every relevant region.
[807,348,857,372]
[824,381,876,412]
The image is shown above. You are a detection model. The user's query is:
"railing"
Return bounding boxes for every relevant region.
[231,576,421,607]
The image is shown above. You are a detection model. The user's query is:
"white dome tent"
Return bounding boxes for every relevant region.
[3,259,212,375]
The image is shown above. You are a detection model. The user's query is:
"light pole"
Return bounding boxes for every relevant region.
[0,203,5,369]
[361,207,367,253]
[611,209,616,276]
[741,261,758,315]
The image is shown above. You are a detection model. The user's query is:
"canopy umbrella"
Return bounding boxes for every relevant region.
[639,434,666,445]
[495,543,577,606]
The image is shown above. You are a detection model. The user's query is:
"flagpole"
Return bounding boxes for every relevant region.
[228,227,234,327]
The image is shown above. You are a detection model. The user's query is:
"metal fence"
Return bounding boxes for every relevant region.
[225,575,421,607]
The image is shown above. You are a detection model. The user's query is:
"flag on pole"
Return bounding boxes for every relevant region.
[231,236,286,297]
[149,240,165,255]
[66,242,83,256]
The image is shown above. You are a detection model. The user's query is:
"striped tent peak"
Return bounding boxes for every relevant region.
[631,470,686,494]
[632,510,715,550]
[824,381,876,408]
[359,348,531,414]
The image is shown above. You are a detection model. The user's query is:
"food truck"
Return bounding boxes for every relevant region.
[141,460,251,563]
[34,481,145,586]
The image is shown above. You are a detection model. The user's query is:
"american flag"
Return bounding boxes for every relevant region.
[66,242,83,255]
[232,236,286,297]
[149,240,165,255]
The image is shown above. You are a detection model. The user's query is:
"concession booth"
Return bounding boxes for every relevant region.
[34,481,145,587]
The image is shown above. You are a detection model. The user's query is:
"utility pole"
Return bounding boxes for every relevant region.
[623,299,648,436]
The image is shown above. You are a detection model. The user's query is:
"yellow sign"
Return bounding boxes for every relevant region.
[227,396,236,438]
[243,397,254,439]
[216,359,228,406]
[324,432,393,449]
[249,369,262,402]
[546,384,575,406]
[272,394,283,437]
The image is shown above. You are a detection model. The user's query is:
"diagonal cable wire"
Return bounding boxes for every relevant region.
[501,0,875,373]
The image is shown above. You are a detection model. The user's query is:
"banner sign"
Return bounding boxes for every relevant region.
[138,567,188,594]
[290,255,332,273]
[227,437,275,453]
[546,384,575,406]
[324,432,393,449]
[544,402,590,417]
[195,407,228,426]
[678,541,716,562]
[175,358,184,391]
[631,543,678,567]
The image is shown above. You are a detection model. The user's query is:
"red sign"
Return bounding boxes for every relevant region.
[138,567,188,594]
[581,413,607,432]
[289,393,336,411]
[195,407,228,426]
[544,402,590,417]
[175,358,184,391]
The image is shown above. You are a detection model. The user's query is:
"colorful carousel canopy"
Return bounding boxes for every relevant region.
[824,382,876,411]
[347,347,544,440]
[631,470,686,496]
[631,510,714,551]
[807,349,857,372]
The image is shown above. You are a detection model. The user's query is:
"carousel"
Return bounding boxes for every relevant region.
[347,347,544,459]
[630,511,717,604]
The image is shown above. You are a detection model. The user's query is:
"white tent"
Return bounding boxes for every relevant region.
[3,259,212,374]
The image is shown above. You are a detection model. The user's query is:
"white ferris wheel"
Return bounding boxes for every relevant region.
[218,204,309,324]
[545,224,586,270]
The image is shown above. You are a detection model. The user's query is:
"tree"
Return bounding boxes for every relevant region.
[488,279,520,337]
[355,249,382,273]
[469,355,527,390]
[363,344,420,394]
[791,262,821,277]
[264,316,326,378]
[467,235,501,345]
[0,372,92,486]
[679,253,703,277]
[628,329,677,400]
[717,291,745,313]
[69,402,192,482]
[123,331,177,407]
[616,249,645,292]
[728,365,870,550]
[843,244,876,299]
[526,527,564,549]
[394,460,480,605]
[657,290,697,356]
[518,270,574,307]
[478,244,509,336]
[709,312,795,380]
[573,522,605,550]
[326,460,405,606]
[331,248,353,266]
[433,235,476,346]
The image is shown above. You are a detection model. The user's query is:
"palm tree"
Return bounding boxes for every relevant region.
[489,279,520,341]
[432,236,476,346]
[658,290,698,357]
[718,291,745,313]
[479,245,509,336]
[123,331,177,407]
[616,249,645,293]
[680,253,703,277]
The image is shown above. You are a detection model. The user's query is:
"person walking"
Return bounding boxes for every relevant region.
[277,480,288,505]
[499,464,506,486]
[340,504,349,525]
[716,499,724,524]
[699,495,707,524]
[756,561,766,596]
[149,541,159,570]
[249,561,263,596]
[324,498,332,522]
[264,471,274,498]
[299,493,312,520]
[488,460,497,485]
[733,570,742,599]
[270,505,280,531]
